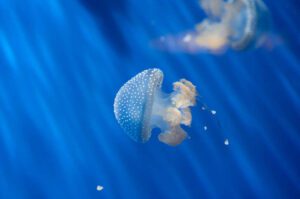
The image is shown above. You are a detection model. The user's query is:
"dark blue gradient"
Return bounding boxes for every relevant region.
[0,0,299,198]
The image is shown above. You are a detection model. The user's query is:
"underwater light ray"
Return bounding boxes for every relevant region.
[178,119,237,198]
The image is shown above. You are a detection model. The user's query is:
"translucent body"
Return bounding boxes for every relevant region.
[114,69,163,142]
[114,68,197,146]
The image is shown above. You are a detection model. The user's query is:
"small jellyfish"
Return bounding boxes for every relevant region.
[155,0,271,53]
[114,68,197,146]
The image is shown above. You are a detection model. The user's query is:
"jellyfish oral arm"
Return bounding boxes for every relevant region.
[158,127,188,147]
[149,79,197,146]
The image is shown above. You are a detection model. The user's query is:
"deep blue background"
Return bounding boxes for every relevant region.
[0,0,299,198]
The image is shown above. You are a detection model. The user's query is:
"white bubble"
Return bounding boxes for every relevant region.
[211,110,217,115]
[204,126,208,131]
[224,139,229,145]
[97,185,104,191]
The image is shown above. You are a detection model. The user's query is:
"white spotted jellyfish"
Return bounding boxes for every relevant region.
[114,68,197,146]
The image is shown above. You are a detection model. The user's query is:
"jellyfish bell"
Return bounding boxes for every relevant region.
[113,69,163,143]
[114,68,197,146]
[195,0,271,51]
[228,0,271,50]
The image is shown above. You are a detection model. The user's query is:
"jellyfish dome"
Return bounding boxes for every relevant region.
[114,68,197,146]
[228,0,271,49]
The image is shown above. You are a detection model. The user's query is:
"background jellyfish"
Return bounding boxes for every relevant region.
[155,0,271,53]
[114,68,197,146]
[196,0,271,50]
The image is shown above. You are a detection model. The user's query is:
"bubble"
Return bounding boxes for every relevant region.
[224,139,229,145]
[96,185,104,191]
[211,110,217,115]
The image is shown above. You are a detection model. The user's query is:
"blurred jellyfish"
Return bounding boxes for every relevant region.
[114,68,197,146]
[155,0,271,53]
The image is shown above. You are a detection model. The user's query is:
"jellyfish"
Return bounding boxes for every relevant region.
[197,0,271,50]
[155,0,271,53]
[114,68,197,146]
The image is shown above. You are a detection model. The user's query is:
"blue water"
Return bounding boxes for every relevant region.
[1,0,299,198]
